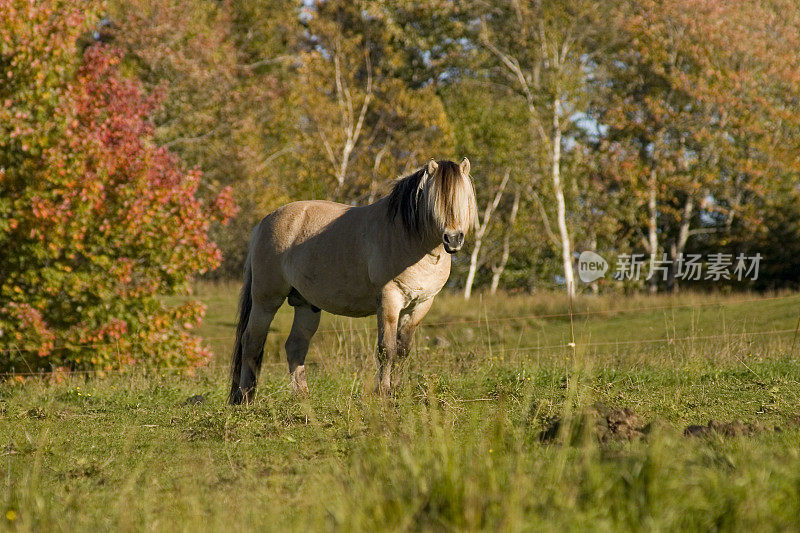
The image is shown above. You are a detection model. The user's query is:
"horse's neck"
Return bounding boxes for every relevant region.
[367,197,441,260]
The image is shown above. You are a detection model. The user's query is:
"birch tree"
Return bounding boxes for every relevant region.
[597,0,800,291]
[490,186,521,294]
[292,0,453,203]
[464,172,510,299]
[475,0,611,297]
[441,78,530,296]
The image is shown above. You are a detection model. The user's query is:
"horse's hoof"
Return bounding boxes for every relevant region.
[291,380,310,395]
[290,365,309,395]
[229,387,253,405]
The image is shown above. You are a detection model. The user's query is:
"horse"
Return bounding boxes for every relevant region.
[228,158,477,404]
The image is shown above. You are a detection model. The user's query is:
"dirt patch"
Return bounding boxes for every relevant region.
[60,461,104,481]
[540,406,783,444]
[540,405,649,443]
[182,394,206,406]
[598,407,647,442]
[683,419,774,437]
[26,407,46,419]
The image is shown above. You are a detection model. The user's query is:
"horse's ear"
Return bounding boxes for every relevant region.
[419,159,437,191]
[460,157,470,176]
[426,159,439,176]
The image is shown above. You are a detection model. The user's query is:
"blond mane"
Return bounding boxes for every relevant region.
[387,160,476,237]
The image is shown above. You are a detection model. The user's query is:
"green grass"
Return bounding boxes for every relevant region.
[3,287,800,531]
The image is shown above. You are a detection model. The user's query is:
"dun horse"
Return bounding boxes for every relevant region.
[229,158,476,404]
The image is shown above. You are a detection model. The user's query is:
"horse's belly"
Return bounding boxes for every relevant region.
[317,297,376,318]
[284,252,378,317]
[292,281,377,317]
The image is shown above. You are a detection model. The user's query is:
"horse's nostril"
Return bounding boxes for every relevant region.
[443,233,450,244]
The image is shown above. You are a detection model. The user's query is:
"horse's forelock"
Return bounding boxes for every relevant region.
[424,161,477,235]
[388,161,476,237]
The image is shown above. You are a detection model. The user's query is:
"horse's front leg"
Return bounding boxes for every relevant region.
[376,290,404,394]
[397,298,435,361]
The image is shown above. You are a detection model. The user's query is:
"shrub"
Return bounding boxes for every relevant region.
[0,1,235,373]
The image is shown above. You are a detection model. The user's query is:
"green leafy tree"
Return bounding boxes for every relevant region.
[290,0,454,203]
[440,79,530,296]
[109,0,298,277]
[472,0,614,296]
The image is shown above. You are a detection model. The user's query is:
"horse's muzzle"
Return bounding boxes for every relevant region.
[443,231,464,254]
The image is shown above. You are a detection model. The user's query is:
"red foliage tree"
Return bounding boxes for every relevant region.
[0,2,235,373]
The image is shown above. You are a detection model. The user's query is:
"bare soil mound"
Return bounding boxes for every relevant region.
[683,419,774,437]
[539,405,649,443]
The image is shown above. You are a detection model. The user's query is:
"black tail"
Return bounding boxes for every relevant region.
[229,260,253,405]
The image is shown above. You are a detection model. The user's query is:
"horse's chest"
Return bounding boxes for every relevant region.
[393,254,450,308]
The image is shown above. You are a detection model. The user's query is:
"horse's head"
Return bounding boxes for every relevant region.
[419,158,477,253]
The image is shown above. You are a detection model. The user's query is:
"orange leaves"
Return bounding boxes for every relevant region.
[0,6,233,373]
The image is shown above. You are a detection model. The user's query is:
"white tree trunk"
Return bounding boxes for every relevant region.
[551,98,575,297]
[647,169,659,294]
[464,171,510,299]
[490,188,520,294]
[464,238,483,300]
[667,196,694,292]
[676,196,693,254]
[479,33,574,297]
[327,48,372,199]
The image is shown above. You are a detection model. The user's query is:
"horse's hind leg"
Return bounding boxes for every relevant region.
[285,304,321,393]
[239,297,282,403]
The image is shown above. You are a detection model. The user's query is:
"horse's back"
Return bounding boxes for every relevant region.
[257,200,348,250]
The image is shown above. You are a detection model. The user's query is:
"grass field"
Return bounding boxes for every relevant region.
[3,285,800,531]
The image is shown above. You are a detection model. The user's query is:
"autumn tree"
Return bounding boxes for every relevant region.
[596,0,800,291]
[0,1,233,372]
[108,0,296,277]
[440,79,529,297]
